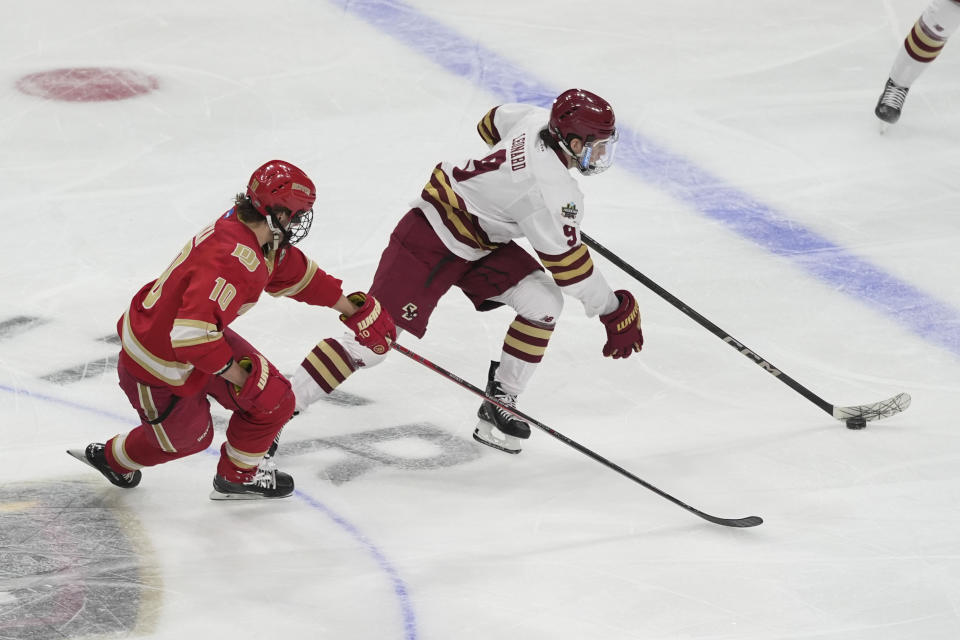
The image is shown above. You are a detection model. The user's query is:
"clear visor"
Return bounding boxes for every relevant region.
[577,130,619,176]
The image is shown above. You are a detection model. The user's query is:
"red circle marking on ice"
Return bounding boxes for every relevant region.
[16,67,158,102]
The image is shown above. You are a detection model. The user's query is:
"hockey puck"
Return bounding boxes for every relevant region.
[846,417,867,430]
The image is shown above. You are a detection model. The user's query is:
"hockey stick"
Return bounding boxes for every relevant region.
[391,342,762,528]
[581,232,911,428]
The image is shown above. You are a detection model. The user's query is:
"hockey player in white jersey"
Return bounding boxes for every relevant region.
[875,0,960,127]
[289,88,643,454]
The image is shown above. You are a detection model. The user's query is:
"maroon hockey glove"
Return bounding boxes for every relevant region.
[340,292,396,355]
[600,290,643,359]
[231,354,295,415]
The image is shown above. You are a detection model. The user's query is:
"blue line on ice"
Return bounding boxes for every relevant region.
[296,491,419,639]
[0,382,418,640]
[332,0,960,357]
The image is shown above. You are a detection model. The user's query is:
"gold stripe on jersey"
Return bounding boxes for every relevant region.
[121,310,193,386]
[552,261,593,282]
[477,107,501,146]
[170,319,223,349]
[536,244,595,286]
[269,259,318,298]
[423,167,500,251]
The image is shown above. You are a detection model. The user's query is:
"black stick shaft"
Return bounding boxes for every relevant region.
[392,342,762,528]
[581,232,834,416]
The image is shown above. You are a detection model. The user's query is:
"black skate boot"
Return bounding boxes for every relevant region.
[210,465,295,500]
[66,443,142,489]
[473,361,531,454]
[875,78,909,127]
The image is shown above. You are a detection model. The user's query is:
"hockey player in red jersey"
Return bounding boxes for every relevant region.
[68,160,396,499]
[875,0,960,127]
[287,89,643,455]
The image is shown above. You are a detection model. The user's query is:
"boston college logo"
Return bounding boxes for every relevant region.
[402,302,418,321]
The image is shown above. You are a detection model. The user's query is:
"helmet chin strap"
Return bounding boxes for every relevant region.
[265,214,288,252]
[561,141,593,174]
[551,128,589,171]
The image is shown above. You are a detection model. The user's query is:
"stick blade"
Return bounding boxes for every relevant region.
[832,392,911,423]
[695,511,764,528]
[686,503,763,527]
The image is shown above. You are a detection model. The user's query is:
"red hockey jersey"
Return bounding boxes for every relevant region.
[118,209,343,396]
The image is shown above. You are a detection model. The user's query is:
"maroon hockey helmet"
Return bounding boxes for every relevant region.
[548,89,618,175]
[246,160,316,246]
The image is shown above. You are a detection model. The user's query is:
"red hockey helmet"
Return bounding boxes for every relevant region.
[246,160,316,246]
[548,89,618,175]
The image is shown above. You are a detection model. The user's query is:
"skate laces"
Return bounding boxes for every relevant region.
[248,465,278,490]
[260,454,278,471]
[491,388,519,418]
[880,81,908,109]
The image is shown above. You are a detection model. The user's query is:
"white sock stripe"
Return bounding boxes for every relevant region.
[224,441,264,468]
[111,434,144,470]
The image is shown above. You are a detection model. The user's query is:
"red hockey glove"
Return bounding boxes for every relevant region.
[340,292,396,355]
[600,290,644,359]
[231,354,295,415]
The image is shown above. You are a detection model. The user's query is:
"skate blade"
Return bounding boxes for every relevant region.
[66,448,94,468]
[208,489,293,501]
[473,422,522,454]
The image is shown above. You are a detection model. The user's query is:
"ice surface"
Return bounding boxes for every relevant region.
[2,0,958,638]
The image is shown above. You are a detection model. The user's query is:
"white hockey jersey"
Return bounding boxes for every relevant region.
[413,103,618,317]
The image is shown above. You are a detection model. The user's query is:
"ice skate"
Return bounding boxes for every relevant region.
[473,361,531,454]
[875,78,909,131]
[67,443,142,489]
[210,465,294,500]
